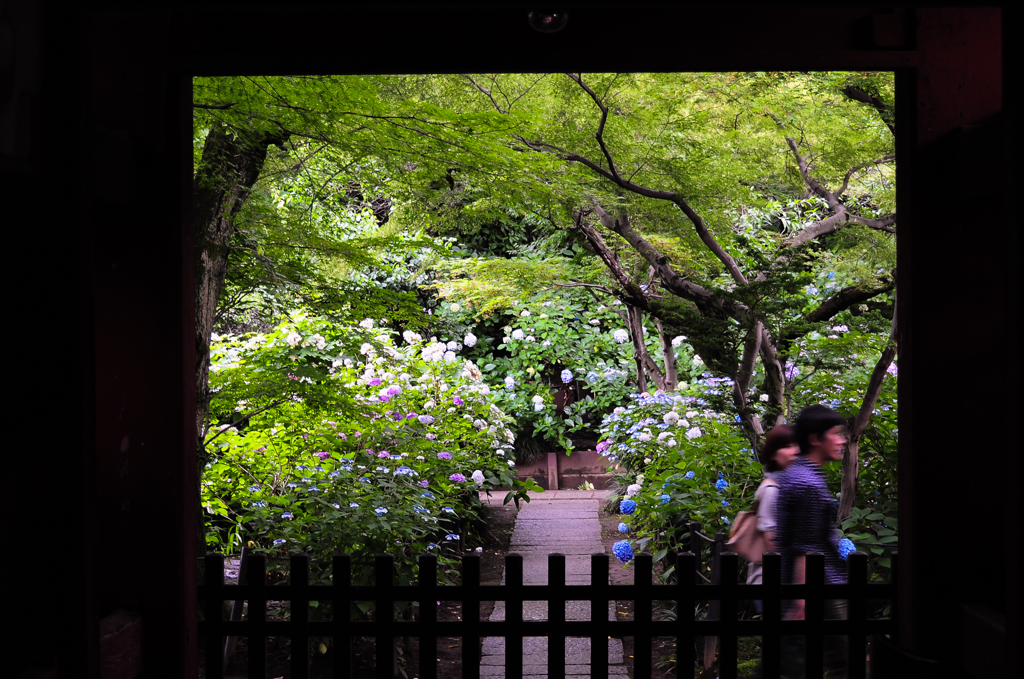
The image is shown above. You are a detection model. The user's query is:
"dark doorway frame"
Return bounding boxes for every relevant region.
[6,4,1016,678]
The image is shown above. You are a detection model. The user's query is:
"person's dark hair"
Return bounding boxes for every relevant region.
[760,424,796,472]
[794,404,845,455]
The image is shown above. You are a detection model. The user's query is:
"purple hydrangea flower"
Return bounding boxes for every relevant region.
[437,452,452,460]
[418,415,435,425]
[453,396,464,406]
[449,473,466,482]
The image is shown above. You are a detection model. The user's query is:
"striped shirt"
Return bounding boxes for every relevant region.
[776,457,846,585]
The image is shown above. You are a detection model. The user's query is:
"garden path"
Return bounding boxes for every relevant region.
[477,490,627,678]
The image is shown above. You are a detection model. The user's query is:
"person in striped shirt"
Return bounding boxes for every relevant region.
[777,404,849,679]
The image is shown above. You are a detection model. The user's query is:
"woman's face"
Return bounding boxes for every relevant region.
[775,443,800,469]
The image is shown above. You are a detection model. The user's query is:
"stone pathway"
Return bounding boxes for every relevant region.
[478,490,627,678]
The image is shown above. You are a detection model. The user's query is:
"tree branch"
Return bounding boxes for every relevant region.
[783,275,895,343]
[842,86,895,137]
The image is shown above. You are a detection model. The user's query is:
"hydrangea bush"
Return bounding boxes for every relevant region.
[202,313,540,587]
[598,386,759,567]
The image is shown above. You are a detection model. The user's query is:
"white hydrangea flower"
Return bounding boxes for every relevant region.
[471,470,486,486]
[686,411,698,419]
[423,399,436,410]
[422,342,446,362]
[626,484,642,497]
[663,411,680,425]
[450,303,461,312]
[644,457,652,464]
[511,329,525,340]
[464,332,477,347]
[504,375,515,389]
[359,318,374,329]
[613,329,629,343]
[473,419,487,430]
[686,427,703,440]
[360,342,374,355]
[693,355,704,366]
[679,419,690,428]
[638,432,652,442]
[446,340,460,351]
[285,332,302,347]
[525,335,535,342]
[589,319,600,325]
[403,330,422,343]
[671,335,686,347]
[443,350,457,362]
[759,394,770,402]
[657,432,671,442]
[531,395,544,404]
[520,310,531,317]
[667,438,677,447]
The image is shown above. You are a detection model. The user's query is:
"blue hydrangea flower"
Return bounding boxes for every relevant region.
[308,486,319,492]
[248,485,261,493]
[427,543,438,550]
[281,512,293,519]
[660,494,671,504]
[716,479,729,491]
[612,540,634,563]
[618,523,629,533]
[329,471,341,478]
[287,482,298,489]
[413,506,429,514]
[620,499,637,515]
[422,491,436,499]
[375,507,388,516]
[442,507,455,514]
[395,466,416,476]
[301,477,311,483]
[358,477,370,483]
[838,538,856,560]
[296,465,308,471]
[721,516,731,525]
[252,501,266,508]
[273,538,287,545]
[685,471,695,479]
[445,534,459,541]
[560,369,573,384]
[722,500,729,506]
[349,502,359,508]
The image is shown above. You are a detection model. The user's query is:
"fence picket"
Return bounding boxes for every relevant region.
[332,554,352,679]
[589,553,609,679]
[674,552,697,679]
[505,554,524,679]
[247,554,267,679]
[417,555,438,679]
[719,552,739,679]
[634,554,654,679]
[847,552,868,679]
[374,555,394,679]
[805,552,826,679]
[461,555,481,679]
[761,552,783,678]
[546,554,565,679]
[290,554,310,679]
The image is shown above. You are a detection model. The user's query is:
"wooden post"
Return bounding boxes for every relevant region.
[547,452,558,490]
[333,554,353,679]
[291,554,310,679]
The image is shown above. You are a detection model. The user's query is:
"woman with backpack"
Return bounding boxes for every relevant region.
[745,424,800,610]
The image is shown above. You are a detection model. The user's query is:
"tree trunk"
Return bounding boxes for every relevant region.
[193,125,288,456]
[840,299,898,520]
[656,318,678,391]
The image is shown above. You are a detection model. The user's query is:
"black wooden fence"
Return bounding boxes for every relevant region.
[199,548,896,679]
